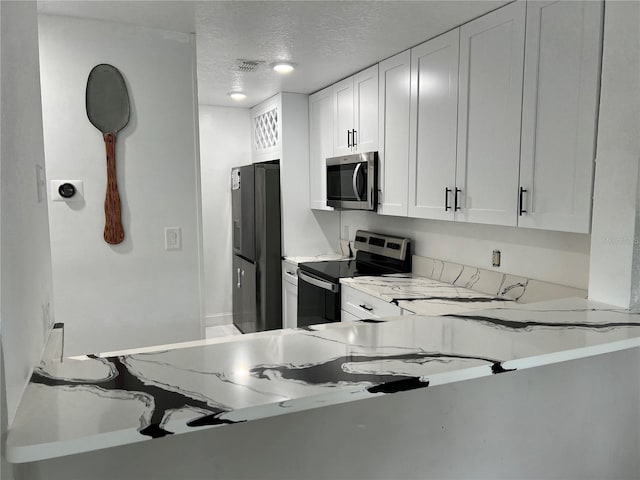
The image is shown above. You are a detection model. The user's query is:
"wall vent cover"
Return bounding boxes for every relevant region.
[236,59,263,72]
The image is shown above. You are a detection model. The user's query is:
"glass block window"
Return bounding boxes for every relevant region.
[254,107,278,150]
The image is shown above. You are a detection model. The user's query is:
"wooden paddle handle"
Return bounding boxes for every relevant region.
[103,133,124,244]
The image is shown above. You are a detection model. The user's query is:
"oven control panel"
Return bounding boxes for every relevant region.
[353,230,411,261]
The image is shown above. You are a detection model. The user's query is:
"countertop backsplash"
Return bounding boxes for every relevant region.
[412,255,587,304]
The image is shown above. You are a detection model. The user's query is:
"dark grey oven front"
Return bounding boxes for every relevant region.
[296,269,340,327]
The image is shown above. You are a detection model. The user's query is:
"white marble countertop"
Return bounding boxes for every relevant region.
[6,298,640,464]
[341,275,515,316]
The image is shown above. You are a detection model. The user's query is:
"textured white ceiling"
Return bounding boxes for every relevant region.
[37,1,508,108]
[37,1,197,34]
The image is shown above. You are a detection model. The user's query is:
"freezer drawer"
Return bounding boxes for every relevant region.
[232,255,257,334]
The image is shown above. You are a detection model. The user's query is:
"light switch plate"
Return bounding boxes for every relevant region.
[51,180,84,202]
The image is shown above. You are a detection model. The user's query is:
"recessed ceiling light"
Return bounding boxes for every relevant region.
[228,91,247,101]
[273,62,295,74]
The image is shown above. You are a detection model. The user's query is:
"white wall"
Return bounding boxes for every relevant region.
[279,93,341,257]
[589,0,640,308]
[199,105,251,325]
[1,0,54,425]
[18,347,640,479]
[342,211,590,289]
[38,15,202,356]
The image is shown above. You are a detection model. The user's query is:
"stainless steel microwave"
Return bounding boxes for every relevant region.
[326,152,378,210]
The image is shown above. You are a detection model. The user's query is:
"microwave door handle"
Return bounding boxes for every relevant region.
[298,270,338,293]
[352,163,363,201]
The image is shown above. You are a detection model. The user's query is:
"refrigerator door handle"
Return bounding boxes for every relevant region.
[236,268,241,288]
[298,270,338,293]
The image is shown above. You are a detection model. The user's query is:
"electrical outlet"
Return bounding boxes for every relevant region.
[165,227,182,251]
[492,249,501,267]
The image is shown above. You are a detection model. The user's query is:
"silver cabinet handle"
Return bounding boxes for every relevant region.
[352,163,362,201]
[236,268,241,288]
[298,270,338,293]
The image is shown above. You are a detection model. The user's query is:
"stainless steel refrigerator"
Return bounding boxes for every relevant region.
[231,162,282,333]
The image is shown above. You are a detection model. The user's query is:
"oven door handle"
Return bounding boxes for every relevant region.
[298,270,339,293]
[352,163,363,201]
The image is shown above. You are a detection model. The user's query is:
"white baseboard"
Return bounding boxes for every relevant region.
[204,313,233,328]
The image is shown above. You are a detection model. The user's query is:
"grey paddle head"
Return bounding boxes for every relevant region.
[86,64,130,134]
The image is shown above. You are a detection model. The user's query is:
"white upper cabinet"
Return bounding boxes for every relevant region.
[455,1,526,227]
[378,50,411,216]
[309,87,334,211]
[332,65,378,156]
[251,95,281,163]
[408,29,460,220]
[518,0,602,233]
[332,77,354,156]
[353,65,379,153]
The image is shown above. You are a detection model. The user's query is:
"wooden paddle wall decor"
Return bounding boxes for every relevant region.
[85,64,130,245]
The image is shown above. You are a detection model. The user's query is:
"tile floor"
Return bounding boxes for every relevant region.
[205,324,242,339]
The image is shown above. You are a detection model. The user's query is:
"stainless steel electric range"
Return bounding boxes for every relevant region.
[297,231,412,327]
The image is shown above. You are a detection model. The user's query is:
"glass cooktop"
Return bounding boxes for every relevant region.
[298,259,405,283]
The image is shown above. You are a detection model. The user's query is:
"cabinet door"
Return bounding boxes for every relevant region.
[232,255,243,330]
[378,50,411,217]
[353,64,379,153]
[251,96,282,163]
[240,259,257,334]
[309,87,334,211]
[455,1,526,227]
[518,0,602,233]
[408,29,460,220]
[282,278,298,329]
[333,77,354,156]
[232,256,256,333]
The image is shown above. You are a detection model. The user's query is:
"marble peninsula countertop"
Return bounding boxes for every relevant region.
[7,298,640,464]
[341,274,516,316]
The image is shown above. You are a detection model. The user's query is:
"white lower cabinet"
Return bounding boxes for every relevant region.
[282,261,298,329]
[341,284,402,321]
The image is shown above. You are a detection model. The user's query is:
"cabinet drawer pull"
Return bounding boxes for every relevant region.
[359,304,373,312]
[454,188,461,211]
[445,187,452,211]
[519,187,527,216]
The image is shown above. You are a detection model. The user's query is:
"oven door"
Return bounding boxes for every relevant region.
[326,153,377,210]
[297,269,340,327]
